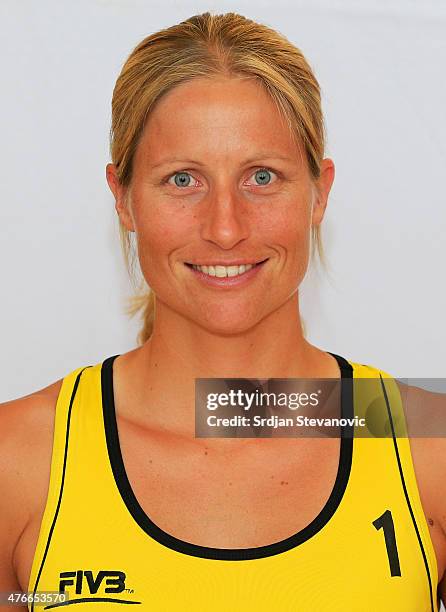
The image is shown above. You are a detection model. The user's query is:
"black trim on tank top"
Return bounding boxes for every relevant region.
[379,375,436,612]
[101,351,354,561]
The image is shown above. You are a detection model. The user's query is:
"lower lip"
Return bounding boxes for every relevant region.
[185,260,268,288]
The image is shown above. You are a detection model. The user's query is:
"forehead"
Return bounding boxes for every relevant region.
[137,76,302,165]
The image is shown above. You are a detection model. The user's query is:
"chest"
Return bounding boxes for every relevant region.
[118,424,342,548]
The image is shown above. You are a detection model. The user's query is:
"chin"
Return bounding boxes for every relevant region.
[194,313,261,337]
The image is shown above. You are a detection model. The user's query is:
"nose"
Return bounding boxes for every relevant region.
[199,181,250,250]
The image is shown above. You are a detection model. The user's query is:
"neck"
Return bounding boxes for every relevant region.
[113,291,339,440]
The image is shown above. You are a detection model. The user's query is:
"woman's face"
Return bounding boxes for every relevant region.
[107,76,334,334]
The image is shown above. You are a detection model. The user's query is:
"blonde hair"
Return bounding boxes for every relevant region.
[109,11,328,346]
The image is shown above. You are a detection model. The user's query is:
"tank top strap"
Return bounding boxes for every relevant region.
[351,362,438,605]
[28,364,93,600]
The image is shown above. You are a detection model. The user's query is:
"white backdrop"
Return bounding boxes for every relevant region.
[1,0,445,402]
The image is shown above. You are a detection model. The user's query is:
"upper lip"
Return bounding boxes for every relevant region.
[185,259,268,266]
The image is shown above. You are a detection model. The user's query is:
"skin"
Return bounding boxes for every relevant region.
[1,75,446,608]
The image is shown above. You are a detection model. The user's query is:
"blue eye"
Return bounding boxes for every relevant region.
[253,168,273,185]
[168,171,193,188]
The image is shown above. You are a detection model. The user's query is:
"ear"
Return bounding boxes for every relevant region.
[106,163,135,232]
[311,158,335,227]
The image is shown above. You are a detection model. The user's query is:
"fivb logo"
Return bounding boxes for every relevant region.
[59,570,126,594]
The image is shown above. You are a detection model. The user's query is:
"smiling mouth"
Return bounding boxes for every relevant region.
[183,258,269,280]
[184,259,269,268]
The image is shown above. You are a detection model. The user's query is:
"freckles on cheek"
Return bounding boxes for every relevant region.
[136,217,165,250]
[135,205,195,262]
[264,212,305,243]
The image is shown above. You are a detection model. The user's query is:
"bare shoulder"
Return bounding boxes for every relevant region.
[0,378,62,590]
[0,378,63,470]
[396,380,446,486]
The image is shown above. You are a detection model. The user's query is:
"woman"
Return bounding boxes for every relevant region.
[1,11,444,611]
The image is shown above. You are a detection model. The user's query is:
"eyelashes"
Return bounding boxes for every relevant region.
[163,167,279,190]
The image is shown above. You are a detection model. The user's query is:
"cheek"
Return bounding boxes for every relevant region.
[260,199,313,288]
[132,200,193,274]
[261,199,312,249]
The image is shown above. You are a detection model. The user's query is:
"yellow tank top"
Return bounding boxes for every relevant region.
[27,353,439,611]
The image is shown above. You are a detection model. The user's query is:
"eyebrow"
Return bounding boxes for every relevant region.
[150,153,296,170]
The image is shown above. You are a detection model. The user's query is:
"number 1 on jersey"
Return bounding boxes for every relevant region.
[373,509,402,577]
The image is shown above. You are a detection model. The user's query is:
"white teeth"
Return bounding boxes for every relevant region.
[193,263,255,277]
